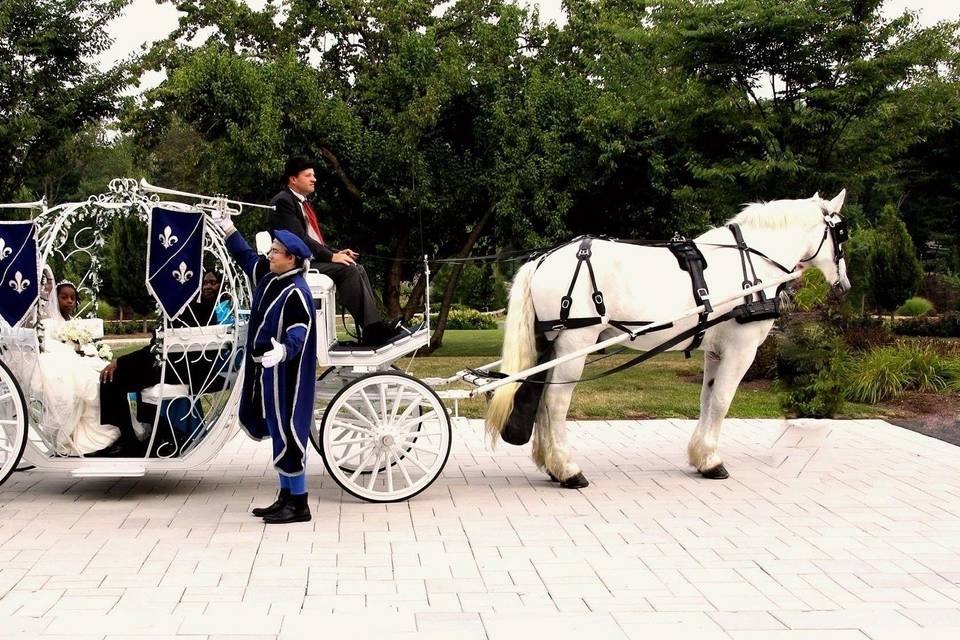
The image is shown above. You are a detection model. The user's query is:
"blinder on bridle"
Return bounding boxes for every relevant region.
[801,212,849,269]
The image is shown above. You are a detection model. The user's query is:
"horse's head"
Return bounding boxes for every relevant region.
[803,189,851,293]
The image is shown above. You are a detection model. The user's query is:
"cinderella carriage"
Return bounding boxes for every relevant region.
[0,179,452,502]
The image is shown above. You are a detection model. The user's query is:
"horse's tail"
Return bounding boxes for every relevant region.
[485,260,538,443]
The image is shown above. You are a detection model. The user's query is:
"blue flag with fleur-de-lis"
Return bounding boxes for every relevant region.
[146,206,204,320]
[0,221,39,327]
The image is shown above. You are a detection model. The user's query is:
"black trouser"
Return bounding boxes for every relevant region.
[100,346,161,449]
[100,346,224,450]
[311,262,382,328]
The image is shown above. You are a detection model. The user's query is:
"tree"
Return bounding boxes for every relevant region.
[0,0,130,207]
[870,205,923,312]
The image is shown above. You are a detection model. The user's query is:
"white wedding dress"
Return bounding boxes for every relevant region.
[31,299,120,455]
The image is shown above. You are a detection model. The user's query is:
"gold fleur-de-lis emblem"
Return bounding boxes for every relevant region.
[172,261,193,284]
[159,226,179,249]
[0,237,12,261]
[9,271,30,294]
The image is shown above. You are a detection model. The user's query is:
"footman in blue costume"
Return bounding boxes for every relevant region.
[219,217,317,524]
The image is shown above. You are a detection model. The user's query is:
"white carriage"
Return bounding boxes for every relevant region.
[0,179,452,503]
[1,179,821,503]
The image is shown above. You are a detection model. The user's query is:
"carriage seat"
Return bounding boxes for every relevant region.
[305,271,337,350]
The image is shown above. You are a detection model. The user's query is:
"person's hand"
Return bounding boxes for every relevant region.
[100,360,118,384]
[260,338,285,368]
[212,210,235,234]
[342,249,359,259]
[331,251,356,266]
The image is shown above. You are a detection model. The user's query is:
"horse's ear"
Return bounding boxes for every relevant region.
[828,189,846,212]
[812,191,820,200]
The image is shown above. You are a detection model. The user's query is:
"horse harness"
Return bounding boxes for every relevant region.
[532,226,800,356]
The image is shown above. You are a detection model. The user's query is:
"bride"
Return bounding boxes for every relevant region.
[33,280,120,455]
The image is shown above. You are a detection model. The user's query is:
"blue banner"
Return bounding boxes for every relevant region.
[146,207,204,320]
[0,221,38,327]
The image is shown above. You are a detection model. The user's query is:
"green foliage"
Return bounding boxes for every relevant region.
[793,268,830,311]
[894,312,960,338]
[918,273,960,312]
[0,0,131,204]
[422,306,498,330]
[869,205,924,312]
[896,296,934,317]
[104,217,155,315]
[776,320,848,418]
[431,262,508,310]
[845,344,960,403]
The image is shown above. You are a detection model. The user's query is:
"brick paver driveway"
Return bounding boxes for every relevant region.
[1,419,959,639]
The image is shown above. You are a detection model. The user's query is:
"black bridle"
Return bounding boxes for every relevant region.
[799,212,849,271]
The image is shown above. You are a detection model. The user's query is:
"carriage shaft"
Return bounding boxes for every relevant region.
[469,270,802,397]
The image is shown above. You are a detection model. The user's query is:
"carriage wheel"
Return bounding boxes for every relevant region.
[311,367,423,475]
[0,359,29,487]
[319,372,451,502]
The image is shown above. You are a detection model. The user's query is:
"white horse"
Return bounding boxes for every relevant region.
[486,191,852,488]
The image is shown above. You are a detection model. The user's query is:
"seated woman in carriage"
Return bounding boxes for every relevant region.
[32,279,121,456]
[98,269,234,457]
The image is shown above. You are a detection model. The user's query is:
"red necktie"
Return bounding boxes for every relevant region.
[301,200,325,245]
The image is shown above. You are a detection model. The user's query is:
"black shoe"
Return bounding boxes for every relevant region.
[262,493,311,524]
[252,489,290,517]
[360,321,388,346]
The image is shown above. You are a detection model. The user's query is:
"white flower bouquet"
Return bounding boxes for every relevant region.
[55,319,112,361]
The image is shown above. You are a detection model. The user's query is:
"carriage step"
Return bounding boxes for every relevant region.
[71,464,146,478]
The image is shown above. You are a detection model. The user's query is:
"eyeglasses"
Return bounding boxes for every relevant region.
[267,247,289,257]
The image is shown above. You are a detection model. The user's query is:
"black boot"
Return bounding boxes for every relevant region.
[251,489,290,517]
[262,492,311,524]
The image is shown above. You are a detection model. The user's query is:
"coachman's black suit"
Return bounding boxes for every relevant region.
[268,188,382,329]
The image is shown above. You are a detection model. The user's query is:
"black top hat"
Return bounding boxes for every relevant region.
[283,157,315,180]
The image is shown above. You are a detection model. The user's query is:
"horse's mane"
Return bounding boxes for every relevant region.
[727,198,824,231]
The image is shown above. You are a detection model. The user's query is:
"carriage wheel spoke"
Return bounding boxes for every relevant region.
[395,411,438,432]
[349,448,377,483]
[388,383,405,424]
[367,452,381,491]
[331,420,374,436]
[329,436,368,448]
[378,383,388,422]
[338,442,374,467]
[400,449,432,475]
[385,451,395,493]
[358,388,380,425]
[342,402,378,430]
[399,441,439,456]
[393,448,414,488]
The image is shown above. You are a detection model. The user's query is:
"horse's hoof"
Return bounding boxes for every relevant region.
[560,472,590,489]
[700,464,729,480]
[547,471,560,483]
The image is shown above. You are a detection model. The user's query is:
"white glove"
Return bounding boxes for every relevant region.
[260,338,285,368]
[212,210,235,233]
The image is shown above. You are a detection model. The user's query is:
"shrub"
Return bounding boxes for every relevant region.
[776,320,848,418]
[420,307,498,330]
[919,273,960,312]
[845,344,959,403]
[835,315,895,352]
[869,206,923,313]
[894,312,960,338]
[895,297,934,317]
[793,269,830,311]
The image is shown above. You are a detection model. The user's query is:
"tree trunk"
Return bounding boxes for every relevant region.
[382,228,409,318]
[427,204,496,352]
[402,272,427,322]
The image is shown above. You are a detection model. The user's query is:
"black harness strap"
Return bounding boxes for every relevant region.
[481,305,746,386]
[667,241,712,358]
[537,236,633,333]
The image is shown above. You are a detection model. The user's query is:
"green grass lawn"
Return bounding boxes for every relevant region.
[111,329,878,419]
[399,330,879,419]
